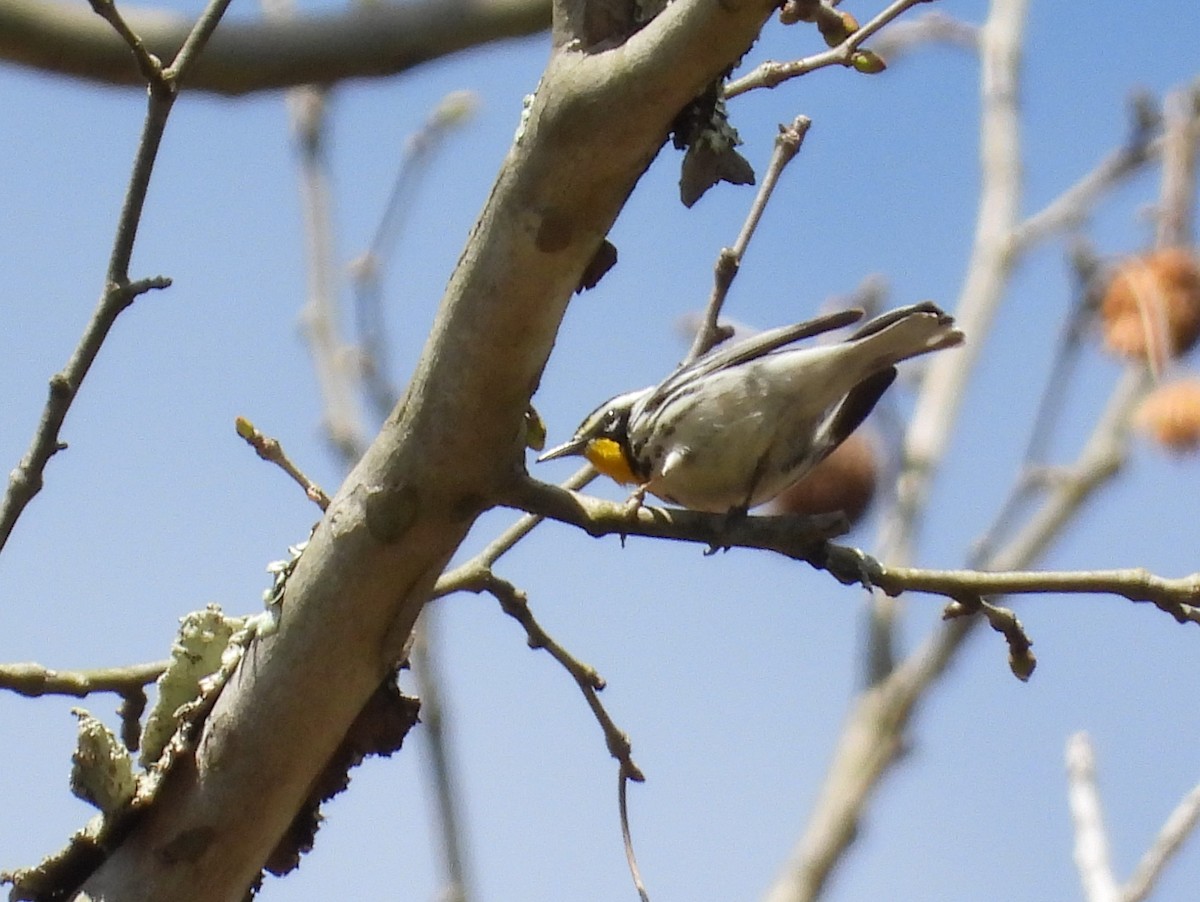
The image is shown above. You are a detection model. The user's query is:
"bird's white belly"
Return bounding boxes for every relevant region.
[634,370,821,512]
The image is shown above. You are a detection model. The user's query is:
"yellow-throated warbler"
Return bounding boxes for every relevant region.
[538,302,963,513]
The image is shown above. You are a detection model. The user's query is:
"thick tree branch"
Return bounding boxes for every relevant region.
[73,0,783,895]
[0,0,550,95]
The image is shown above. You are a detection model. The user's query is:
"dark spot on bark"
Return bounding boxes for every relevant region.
[364,483,419,544]
[157,826,217,864]
[536,209,573,253]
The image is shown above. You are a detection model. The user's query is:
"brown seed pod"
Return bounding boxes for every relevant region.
[1100,248,1200,367]
[1134,377,1200,454]
[765,429,879,526]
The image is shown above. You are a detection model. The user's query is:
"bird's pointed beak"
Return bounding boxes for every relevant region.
[537,436,589,463]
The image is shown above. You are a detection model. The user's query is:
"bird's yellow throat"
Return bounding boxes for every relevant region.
[584,437,638,486]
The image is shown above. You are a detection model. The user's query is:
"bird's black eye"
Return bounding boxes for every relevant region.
[604,408,621,427]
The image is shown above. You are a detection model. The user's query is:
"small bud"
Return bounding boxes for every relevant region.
[1134,378,1200,454]
[818,9,859,46]
[850,50,887,74]
[1009,646,1037,682]
[432,90,480,128]
[779,0,819,25]
[1100,248,1200,366]
[524,405,547,452]
[235,416,256,440]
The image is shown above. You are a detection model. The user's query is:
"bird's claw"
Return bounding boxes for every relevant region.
[621,485,648,520]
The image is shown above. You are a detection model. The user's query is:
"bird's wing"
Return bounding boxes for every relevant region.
[640,308,864,415]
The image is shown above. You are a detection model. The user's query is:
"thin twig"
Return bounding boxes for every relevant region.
[0,0,234,556]
[288,85,369,462]
[1011,100,1161,252]
[410,607,473,902]
[868,10,979,58]
[1122,780,1200,902]
[975,117,1159,560]
[1022,248,1094,462]
[363,92,480,266]
[0,659,167,698]
[684,116,812,364]
[434,466,596,596]
[942,594,1035,680]
[1066,733,1120,902]
[261,0,366,461]
[85,0,163,82]
[619,767,651,902]
[1154,82,1200,249]
[117,686,149,753]
[235,416,331,510]
[874,0,1025,571]
[351,90,481,419]
[474,572,644,782]
[163,0,235,84]
[865,564,1200,625]
[724,0,933,99]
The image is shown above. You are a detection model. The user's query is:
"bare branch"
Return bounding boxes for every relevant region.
[468,572,645,782]
[0,0,235,556]
[86,0,164,81]
[1011,101,1162,252]
[869,10,978,58]
[0,0,550,96]
[685,116,813,363]
[874,564,1200,625]
[74,0,787,892]
[1066,733,1121,902]
[0,660,167,698]
[724,0,934,99]
[942,594,1036,680]
[235,417,331,510]
[502,474,848,557]
[435,466,597,597]
[351,91,482,419]
[1123,780,1200,902]
[505,476,1200,632]
[619,769,652,902]
[163,0,234,84]
[286,86,370,463]
[1154,82,1200,248]
[409,608,474,902]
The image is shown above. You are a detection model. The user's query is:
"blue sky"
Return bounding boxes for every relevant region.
[1,1,1199,900]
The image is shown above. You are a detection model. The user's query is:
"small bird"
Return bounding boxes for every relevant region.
[538,302,963,514]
